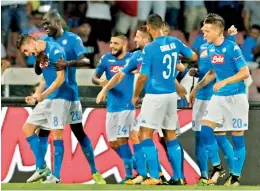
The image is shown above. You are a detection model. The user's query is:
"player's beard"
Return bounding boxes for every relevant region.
[112,48,123,58]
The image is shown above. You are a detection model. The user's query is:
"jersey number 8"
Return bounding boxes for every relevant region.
[163,52,178,79]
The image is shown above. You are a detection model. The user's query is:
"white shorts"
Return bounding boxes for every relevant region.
[106,110,135,142]
[27,99,71,130]
[139,93,178,131]
[132,114,181,137]
[192,99,210,131]
[66,101,83,124]
[202,94,249,131]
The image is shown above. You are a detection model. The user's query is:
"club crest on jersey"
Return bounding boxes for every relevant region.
[211,55,224,64]
[200,49,208,58]
[62,39,67,45]
[40,61,49,68]
[110,65,124,73]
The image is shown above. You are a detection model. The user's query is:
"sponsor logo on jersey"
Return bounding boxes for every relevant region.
[211,55,224,64]
[110,65,124,73]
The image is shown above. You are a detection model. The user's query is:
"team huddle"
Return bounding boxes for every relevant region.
[17,10,249,187]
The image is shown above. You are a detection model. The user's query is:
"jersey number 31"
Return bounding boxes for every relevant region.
[163,52,177,79]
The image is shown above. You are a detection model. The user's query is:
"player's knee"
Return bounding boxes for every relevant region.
[232,131,244,136]
[214,131,226,136]
[117,137,128,146]
[163,129,177,142]
[130,131,140,144]
[140,126,154,139]
[201,120,216,129]
[109,141,119,150]
[51,129,63,140]
[22,123,38,138]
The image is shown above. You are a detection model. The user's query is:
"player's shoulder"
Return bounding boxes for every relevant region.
[100,53,113,63]
[200,42,210,50]
[224,39,240,51]
[64,31,82,41]
[48,41,63,55]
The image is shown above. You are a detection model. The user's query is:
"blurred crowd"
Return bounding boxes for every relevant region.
[1,0,260,72]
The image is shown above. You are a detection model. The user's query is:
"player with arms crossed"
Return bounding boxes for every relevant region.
[190,22,238,185]
[190,14,249,186]
[17,34,73,183]
[132,14,197,185]
[26,10,105,184]
[92,32,135,183]
[96,25,187,185]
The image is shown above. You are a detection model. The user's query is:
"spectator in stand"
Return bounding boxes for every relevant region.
[243,1,260,34]
[137,1,166,27]
[191,21,205,53]
[114,1,138,35]
[77,22,100,68]
[183,0,207,39]
[1,43,11,74]
[241,25,260,62]
[84,1,114,43]
[165,1,180,29]
[1,0,29,47]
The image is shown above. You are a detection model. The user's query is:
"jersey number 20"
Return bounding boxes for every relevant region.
[163,52,178,79]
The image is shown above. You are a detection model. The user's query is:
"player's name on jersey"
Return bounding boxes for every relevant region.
[160,43,176,52]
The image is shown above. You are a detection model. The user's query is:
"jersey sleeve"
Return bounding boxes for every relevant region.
[140,46,152,75]
[73,35,88,58]
[122,54,138,75]
[227,34,236,42]
[177,38,194,59]
[192,35,202,52]
[51,48,65,65]
[232,44,247,70]
[95,55,106,75]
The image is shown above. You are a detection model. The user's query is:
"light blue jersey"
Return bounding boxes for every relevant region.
[207,39,247,96]
[96,53,135,112]
[45,31,87,101]
[141,36,194,94]
[196,35,237,100]
[41,41,75,101]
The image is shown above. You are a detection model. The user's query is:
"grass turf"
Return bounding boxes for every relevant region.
[2,183,260,190]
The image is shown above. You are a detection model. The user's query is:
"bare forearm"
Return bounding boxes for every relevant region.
[35,79,46,94]
[92,76,103,86]
[194,70,216,90]
[67,58,90,67]
[42,79,64,98]
[103,73,124,92]
[134,76,146,97]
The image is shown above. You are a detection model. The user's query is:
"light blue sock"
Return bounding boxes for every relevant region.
[26,134,45,169]
[118,144,133,178]
[201,126,221,167]
[38,137,48,168]
[141,139,160,179]
[215,135,234,174]
[166,139,183,180]
[53,140,64,179]
[80,136,98,174]
[195,132,208,179]
[179,140,185,180]
[232,135,246,177]
[133,143,147,177]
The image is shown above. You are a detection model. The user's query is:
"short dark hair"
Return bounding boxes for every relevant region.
[111,32,127,41]
[137,25,152,41]
[251,25,260,31]
[147,14,163,29]
[44,10,62,23]
[16,34,35,49]
[204,13,225,31]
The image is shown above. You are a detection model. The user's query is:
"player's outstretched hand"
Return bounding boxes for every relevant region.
[54,58,68,71]
[132,96,139,108]
[189,89,196,105]
[25,96,37,105]
[189,68,198,77]
[213,81,227,92]
[96,90,107,104]
[228,25,237,36]
[33,93,45,103]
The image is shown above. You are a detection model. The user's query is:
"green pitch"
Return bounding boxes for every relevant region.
[2,183,260,190]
